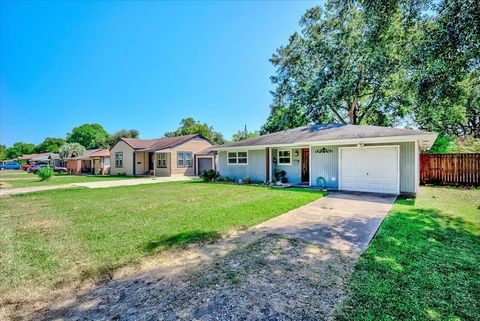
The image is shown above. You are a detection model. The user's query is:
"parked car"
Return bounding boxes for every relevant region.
[29,164,67,174]
[0,162,21,170]
[21,163,32,171]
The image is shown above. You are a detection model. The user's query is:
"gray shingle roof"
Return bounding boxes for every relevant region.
[217,123,433,148]
[120,134,203,151]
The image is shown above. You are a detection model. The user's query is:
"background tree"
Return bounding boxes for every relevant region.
[107,129,140,146]
[165,118,225,145]
[4,142,36,159]
[35,137,66,153]
[231,125,260,142]
[59,143,86,159]
[262,2,409,133]
[0,144,6,160]
[66,123,109,149]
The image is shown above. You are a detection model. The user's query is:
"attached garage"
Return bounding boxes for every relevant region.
[339,146,399,194]
[195,147,217,175]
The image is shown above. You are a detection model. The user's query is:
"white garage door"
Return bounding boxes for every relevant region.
[339,146,399,194]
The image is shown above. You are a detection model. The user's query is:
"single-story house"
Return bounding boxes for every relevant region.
[110,134,213,176]
[66,149,110,175]
[214,123,437,196]
[18,153,64,166]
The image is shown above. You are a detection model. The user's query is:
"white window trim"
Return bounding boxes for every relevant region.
[226,151,248,166]
[277,149,292,166]
[177,151,193,168]
[157,153,167,168]
[115,152,123,168]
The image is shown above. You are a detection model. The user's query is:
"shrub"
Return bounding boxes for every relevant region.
[200,169,219,182]
[37,166,53,181]
[244,176,251,184]
[281,176,288,183]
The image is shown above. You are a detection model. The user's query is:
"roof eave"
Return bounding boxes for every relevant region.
[214,133,438,151]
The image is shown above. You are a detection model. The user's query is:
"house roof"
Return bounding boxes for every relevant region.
[18,153,44,160]
[69,149,103,160]
[196,147,217,156]
[30,153,60,162]
[118,134,208,152]
[216,123,437,149]
[88,149,110,157]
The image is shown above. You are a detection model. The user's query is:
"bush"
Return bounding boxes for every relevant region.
[281,176,288,183]
[200,169,219,182]
[244,176,251,184]
[37,166,53,181]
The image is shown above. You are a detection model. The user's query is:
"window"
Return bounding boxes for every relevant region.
[177,151,192,167]
[238,152,248,164]
[277,150,291,165]
[228,152,238,164]
[157,153,167,168]
[115,152,123,167]
[227,151,248,165]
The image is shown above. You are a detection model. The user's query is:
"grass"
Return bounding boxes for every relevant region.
[334,187,480,321]
[0,173,139,189]
[0,181,324,302]
[0,169,32,179]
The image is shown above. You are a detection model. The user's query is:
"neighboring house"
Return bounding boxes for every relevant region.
[66,149,110,175]
[214,123,437,196]
[110,134,213,176]
[89,149,111,175]
[19,153,64,166]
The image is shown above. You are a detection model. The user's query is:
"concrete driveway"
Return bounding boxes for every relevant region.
[254,191,396,252]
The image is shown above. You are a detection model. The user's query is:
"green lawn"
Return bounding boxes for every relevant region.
[0,169,31,179]
[0,181,323,302]
[335,187,480,321]
[0,173,139,189]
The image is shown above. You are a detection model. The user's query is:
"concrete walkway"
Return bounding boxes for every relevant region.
[254,191,396,252]
[0,176,195,196]
[0,184,76,196]
[73,175,194,189]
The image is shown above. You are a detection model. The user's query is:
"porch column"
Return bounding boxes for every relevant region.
[265,147,270,182]
[309,145,312,186]
[269,147,273,183]
[154,152,157,177]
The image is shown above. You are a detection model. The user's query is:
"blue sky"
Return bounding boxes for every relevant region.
[0,1,319,146]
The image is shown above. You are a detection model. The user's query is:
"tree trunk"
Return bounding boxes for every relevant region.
[348,99,358,124]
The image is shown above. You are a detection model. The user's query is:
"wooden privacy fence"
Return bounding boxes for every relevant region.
[420,153,480,186]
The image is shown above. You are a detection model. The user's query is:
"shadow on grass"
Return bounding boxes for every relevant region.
[186,180,327,195]
[334,204,480,321]
[143,230,222,253]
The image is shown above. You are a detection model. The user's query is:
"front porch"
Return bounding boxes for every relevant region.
[133,151,171,177]
[268,147,311,185]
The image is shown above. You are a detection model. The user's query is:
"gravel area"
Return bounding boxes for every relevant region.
[26,235,358,321]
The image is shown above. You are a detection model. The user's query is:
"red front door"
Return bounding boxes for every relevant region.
[301,148,309,183]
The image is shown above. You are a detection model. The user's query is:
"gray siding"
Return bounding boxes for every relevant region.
[218,150,266,182]
[271,148,302,184]
[310,145,339,189]
[310,142,416,193]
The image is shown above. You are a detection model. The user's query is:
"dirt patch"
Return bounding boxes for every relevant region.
[20,235,358,321]
[0,181,12,189]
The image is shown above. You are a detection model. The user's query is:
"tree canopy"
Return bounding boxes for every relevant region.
[165,118,226,145]
[4,142,36,159]
[262,0,480,142]
[66,123,110,149]
[231,126,260,142]
[108,129,140,146]
[262,2,409,133]
[59,142,87,159]
[35,137,66,153]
